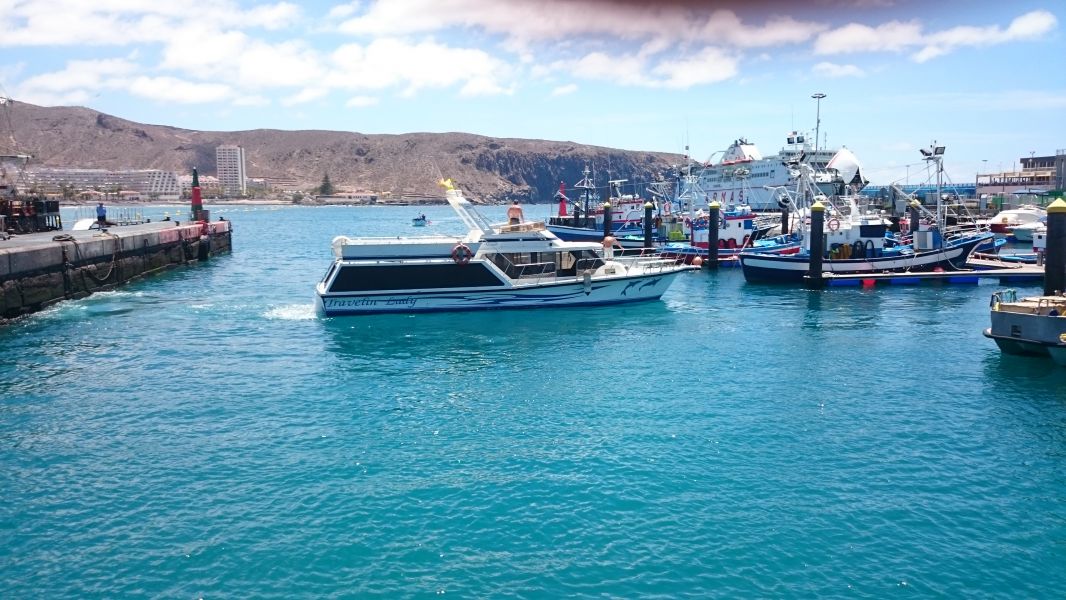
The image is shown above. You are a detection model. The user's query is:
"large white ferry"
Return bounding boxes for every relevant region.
[682,133,867,211]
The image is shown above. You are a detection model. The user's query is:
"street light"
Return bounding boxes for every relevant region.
[811,93,826,152]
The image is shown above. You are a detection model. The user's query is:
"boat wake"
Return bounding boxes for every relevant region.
[263,303,317,320]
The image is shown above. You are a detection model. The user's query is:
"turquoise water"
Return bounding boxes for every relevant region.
[2,204,1065,597]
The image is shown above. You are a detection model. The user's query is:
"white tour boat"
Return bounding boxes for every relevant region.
[315,181,696,316]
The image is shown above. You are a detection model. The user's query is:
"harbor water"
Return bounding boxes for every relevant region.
[2,204,1064,597]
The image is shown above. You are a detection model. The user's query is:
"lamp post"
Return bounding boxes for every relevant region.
[981,159,988,211]
[811,93,826,153]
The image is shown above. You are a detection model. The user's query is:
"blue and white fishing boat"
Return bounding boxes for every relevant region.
[315,180,695,316]
[546,166,656,247]
[739,145,994,283]
[412,214,428,227]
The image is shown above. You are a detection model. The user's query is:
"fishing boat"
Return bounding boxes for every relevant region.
[315,180,696,316]
[979,205,1046,234]
[412,214,428,227]
[739,145,993,283]
[546,167,660,247]
[656,202,794,265]
[658,232,802,266]
[1010,217,1046,242]
[984,289,1066,365]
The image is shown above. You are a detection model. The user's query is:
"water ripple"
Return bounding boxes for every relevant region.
[1,206,1064,597]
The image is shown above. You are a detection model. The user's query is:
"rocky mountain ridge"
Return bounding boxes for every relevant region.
[4,101,684,203]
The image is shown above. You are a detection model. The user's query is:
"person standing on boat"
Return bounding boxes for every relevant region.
[507,200,525,224]
[96,202,107,228]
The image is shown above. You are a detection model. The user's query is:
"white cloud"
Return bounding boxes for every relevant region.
[814,10,1058,62]
[812,61,866,78]
[128,76,232,103]
[13,58,137,104]
[327,38,511,96]
[233,95,271,107]
[459,77,511,97]
[0,1,302,47]
[345,95,378,107]
[914,10,1058,62]
[569,52,651,87]
[560,46,737,90]
[695,12,827,48]
[550,83,577,96]
[281,87,328,106]
[328,2,360,19]
[159,28,325,89]
[652,47,738,88]
[814,20,922,54]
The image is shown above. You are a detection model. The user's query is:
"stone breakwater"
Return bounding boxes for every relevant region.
[0,220,232,319]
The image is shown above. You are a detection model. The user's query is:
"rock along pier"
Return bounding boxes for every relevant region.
[0,219,232,319]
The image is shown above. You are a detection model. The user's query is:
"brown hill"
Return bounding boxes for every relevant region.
[4,101,684,203]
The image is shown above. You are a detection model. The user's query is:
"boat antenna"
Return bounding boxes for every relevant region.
[811,92,826,153]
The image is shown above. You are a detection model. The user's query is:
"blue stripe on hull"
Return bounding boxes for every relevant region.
[320,294,666,316]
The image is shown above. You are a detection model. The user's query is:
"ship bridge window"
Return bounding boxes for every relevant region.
[787,137,795,144]
[797,136,805,143]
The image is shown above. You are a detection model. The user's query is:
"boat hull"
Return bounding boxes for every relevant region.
[739,236,987,283]
[547,224,646,247]
[316,269,690,316]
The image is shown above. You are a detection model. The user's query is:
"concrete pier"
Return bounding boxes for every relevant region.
[0,220,232,319]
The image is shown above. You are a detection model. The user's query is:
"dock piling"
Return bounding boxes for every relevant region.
[1044,198,1066,296]
[805,200,826,289]
[708,201,720,269]
[643,202,654,249]
[602,201,612,239]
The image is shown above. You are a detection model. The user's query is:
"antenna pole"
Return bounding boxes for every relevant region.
[811,93,826,153]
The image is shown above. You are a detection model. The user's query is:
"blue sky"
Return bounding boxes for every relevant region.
[1,0,1063,186]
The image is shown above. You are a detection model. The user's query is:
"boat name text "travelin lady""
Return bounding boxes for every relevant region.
[325,297,419,308]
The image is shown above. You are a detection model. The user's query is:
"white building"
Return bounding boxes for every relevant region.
[216,145,247,197]
[24,167,182,200]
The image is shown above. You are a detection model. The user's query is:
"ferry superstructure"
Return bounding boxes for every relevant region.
[681,133,867,211]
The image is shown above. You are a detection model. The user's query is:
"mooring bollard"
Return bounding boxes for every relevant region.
[707,201,720,270]
[1044,198,1066,296]
[805,200,826,289]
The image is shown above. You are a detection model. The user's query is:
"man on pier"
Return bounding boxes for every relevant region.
[96,202,107,228]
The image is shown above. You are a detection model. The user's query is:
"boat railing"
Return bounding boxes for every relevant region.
[489,251,559,282]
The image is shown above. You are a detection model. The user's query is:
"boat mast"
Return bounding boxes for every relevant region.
[575,163,595,222]
[921,142,946,227]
